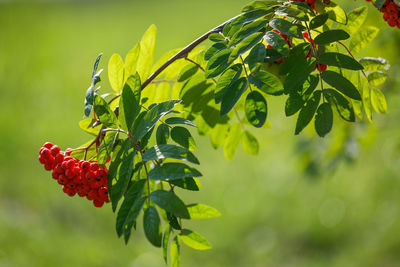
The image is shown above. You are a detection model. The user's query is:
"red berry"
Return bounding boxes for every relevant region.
[54,154,64,164]
[65,169,75,179]
[93,199,104,208]
[44,162,54,171]
[50,145,60,156]
[90,162,99,171]
[38,155,46,164]
[43,142,53,149]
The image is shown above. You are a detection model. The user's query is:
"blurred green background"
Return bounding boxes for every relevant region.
[1,0,400,266]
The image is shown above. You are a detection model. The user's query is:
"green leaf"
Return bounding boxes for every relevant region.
[124,197,146,244]
[324,1,347,24]
[215,64,242,104]
[171,126,196,151]
[170,178,200,191]
[337,6,368,36]
[242,0,279,12]
[241,130,259,155]
[220,77,247,117]
[156,124,170,145]
[205,49,232,78]
[165,117,196,127]
[279,43,310,75]
[362,81,372,122]
[321,71,361,100]
[246,43,266,71]
[143,206,162,247]
[134,100,181,141]
[119,73,141,131]
[263,30,290,56]
[269,18,306,39]
[245,91,267,128]
[143,144,199,164]
[309,13,329,29]
[248,71,283,95]
[167,213,181,230]
[231,8,274,26]
[210,123,230,149]
[162,225,171,264]
[107,142,125,198]
[319,52,364,70]
[97,132,118,165]
[177,64,199,82]
[359,57,389,72]
[229,32,265,63]
[78,118,101,136]
[229,19,268,47]
[150,190,190,219]
[179,229,212,250]
[137,24,157,80]
[186,204,221,219]
[285,75,319,116]
[324,89,355,122]
[223,123,242,161]
[115,180,146,237]
[314,29,349,45]
[125,43,141,79]
[93,94,118,128]
[371,88,387,114]
[170,236,180,267]
[295,90,321,135]
[275,6,309,21]
[314,103,333,137]
[204,42,227,61]
[209,33,226,42]
[108,53,124,93]
[264,48,284,63]
[84,54,103,117]
[349,26,379,54]
[368,71,388,86]
[110,141,136,212]
[284,58,316,94]
[148,163,202,181]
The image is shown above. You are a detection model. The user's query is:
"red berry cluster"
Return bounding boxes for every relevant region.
[302,31,327,72]
[38,142,109,208]
[376,0,400,28]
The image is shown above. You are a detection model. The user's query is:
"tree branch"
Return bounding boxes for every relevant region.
[140,15,239,90]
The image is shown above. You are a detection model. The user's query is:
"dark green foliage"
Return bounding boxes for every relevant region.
[269,18,306,39]
[143,206,162,247]
[295,90,321,135]
[150,190,190,219]
[321,71,361,100]
[245,91,267,128]
[315,103,333,137]
[314,29,350,45]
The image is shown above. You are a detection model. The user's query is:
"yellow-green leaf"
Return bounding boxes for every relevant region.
[137,24,157,80]
[108,53,124,93]
[371,88,387,114]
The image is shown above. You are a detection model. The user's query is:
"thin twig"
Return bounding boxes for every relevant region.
[185,57,206,72]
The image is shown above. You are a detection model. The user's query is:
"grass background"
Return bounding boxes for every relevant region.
[1,0,400,266]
